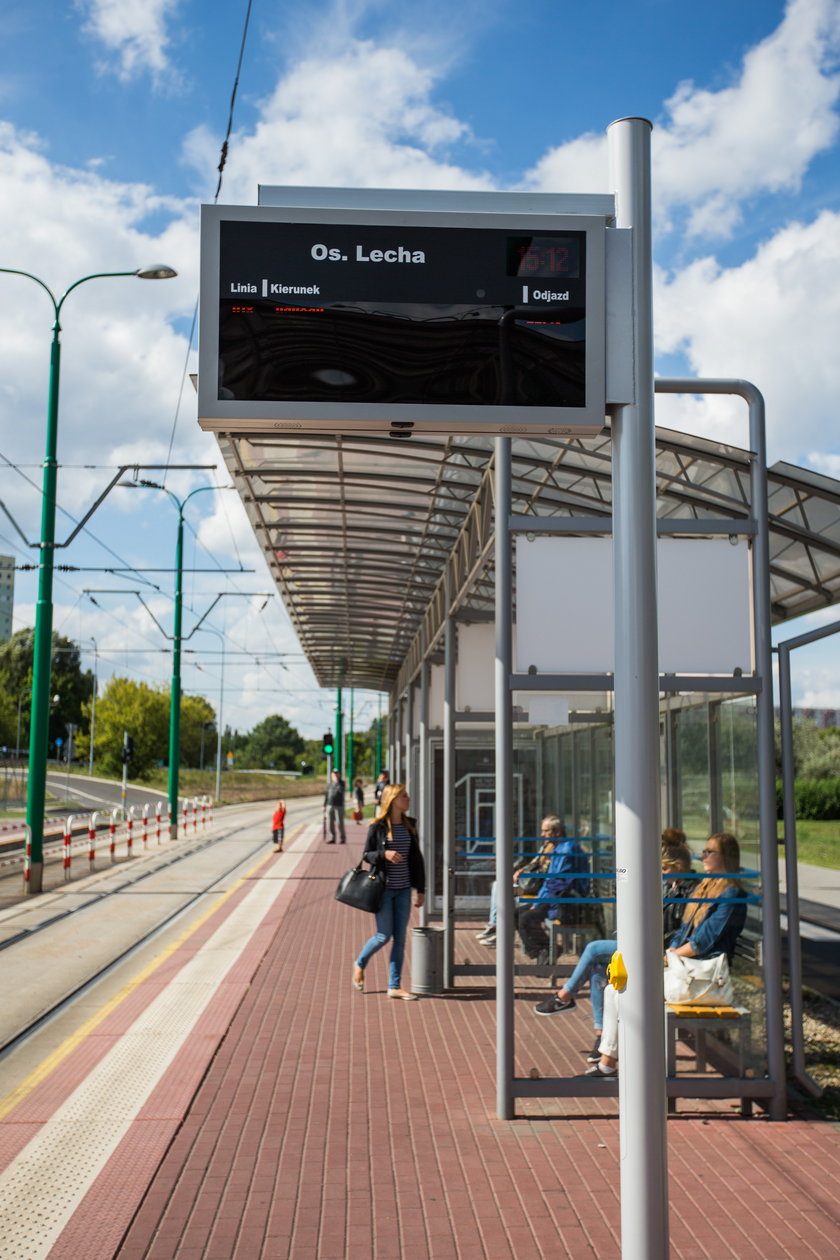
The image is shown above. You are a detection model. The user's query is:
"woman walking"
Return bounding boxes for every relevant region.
[352,784,425,1000]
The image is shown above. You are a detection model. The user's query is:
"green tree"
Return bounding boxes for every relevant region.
[0,627,93,756]
[240,714,305,770]
[181,694,217,768]
[84,678,218,778]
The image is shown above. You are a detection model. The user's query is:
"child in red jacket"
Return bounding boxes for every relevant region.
[272,800,287,852]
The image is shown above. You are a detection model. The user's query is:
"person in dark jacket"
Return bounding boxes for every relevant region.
[352,783,425,1000]
[323,770,346,844]
[518,820,590,960]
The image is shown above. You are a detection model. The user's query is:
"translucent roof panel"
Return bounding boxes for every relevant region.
[217,426,840,689]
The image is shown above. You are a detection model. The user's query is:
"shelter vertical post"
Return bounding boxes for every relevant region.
[404,684,414,798]
[418,657,429,928]
[608,116,669,1260]
[443,569,456,988]
[748,385,787,1123]
[494,437,514,1120]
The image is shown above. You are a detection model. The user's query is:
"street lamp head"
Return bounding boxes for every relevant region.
[134,264,178,280]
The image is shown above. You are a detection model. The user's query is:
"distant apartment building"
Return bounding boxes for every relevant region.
[0,556,13,642]
[795,706,840,729]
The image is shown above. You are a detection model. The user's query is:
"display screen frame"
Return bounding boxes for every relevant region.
[198,200,608,437]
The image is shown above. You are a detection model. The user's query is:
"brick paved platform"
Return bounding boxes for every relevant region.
[113,825,839,1260]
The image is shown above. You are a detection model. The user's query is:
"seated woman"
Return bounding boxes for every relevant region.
[587,832,746,1078]
[534,832,694,1064]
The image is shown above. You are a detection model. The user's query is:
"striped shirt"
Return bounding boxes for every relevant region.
[386,822,412,889]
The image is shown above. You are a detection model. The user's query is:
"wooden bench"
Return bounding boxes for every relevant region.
[666,1002,753,1115]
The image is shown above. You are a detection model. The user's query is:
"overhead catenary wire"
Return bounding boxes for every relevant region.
[162,0,254,478]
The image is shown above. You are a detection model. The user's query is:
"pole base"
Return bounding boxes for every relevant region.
[169,824,178,841]
[25,862,44,895]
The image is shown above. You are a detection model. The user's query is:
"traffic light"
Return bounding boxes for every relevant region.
[322,732,334,755]
[121,736,135,764]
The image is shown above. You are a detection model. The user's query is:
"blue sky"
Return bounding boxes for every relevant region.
[1,0,839,737]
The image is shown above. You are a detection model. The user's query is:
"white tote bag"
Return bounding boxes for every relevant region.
[663,952,734,1006]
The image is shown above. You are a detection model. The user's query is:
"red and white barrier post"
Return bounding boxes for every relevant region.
[63,815,74,881]
[23,825,32,890]
[141,803,150,850]
[109,809,119,863]
[126,806,135,856]
[88,811,100,872]
[155,801,162,844]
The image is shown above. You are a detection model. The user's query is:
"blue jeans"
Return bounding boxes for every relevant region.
[563,939,615,1031]
[356,886,413,989]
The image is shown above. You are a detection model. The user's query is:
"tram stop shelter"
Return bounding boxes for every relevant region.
[196,167,840,1133]
[210,402,840,1117]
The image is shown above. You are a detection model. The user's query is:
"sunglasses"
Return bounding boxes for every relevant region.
[700,848,720,858]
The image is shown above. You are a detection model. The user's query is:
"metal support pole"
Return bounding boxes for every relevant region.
[609,116,669,1260]
[443,569,456,988]
[654,375,787,1121]
[419,658,430,928]
[376,699,383,776]
[404,683,414,798]
[776,619,840,1097]
[335,686,343,779]
[88,640,97,778]
[24,322,61,895]
[348,687,354,789]
[494,437,514,1120]
[167,510,184,839]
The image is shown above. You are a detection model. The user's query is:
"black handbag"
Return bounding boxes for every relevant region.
[335,861,387,913]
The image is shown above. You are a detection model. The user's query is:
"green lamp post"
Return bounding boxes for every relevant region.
[132,481,217,838]
[0,264,177,893]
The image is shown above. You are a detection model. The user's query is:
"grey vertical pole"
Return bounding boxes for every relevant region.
[747,384,788,1123]
[419,658,430,928]
[494,437,514,1120]
[776,621,840,1096]
[608,117,669,1260]
[708,702,723,835]
[656,376,789,1121]
[405,683,414,798]
[778,644,809,1088]
[443,569,456,987]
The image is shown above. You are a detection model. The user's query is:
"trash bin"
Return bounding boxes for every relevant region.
[411,925,444,995]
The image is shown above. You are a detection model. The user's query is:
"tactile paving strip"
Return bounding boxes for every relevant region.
[0,847,304,1259]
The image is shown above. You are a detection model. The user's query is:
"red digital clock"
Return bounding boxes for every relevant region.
[507,235,581,280]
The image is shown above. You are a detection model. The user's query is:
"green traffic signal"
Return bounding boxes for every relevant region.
[322,731,334,755]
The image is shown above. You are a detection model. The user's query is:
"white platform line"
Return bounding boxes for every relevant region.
[0,847,306,1260]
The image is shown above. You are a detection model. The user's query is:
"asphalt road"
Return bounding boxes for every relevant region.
[44,770,168,815]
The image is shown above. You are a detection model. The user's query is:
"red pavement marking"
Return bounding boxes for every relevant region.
[42,828,324,1260]
[102,842,840,1260]
[0,849,276,1143]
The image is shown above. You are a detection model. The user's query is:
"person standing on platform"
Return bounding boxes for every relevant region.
[353,777,365,823]
[324,770,347,844]
[352,784,425,1000]
[374,770,390,808]
[271,799,286,852]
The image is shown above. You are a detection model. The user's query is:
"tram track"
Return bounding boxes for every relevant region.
[0,799,323,1062]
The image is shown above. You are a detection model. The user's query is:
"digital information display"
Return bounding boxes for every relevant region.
[198,203,607,437]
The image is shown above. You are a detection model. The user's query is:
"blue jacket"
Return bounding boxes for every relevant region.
[669,882,746,961]
[535,841,590,920]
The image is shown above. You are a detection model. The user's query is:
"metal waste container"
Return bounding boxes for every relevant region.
[411,925,444,994]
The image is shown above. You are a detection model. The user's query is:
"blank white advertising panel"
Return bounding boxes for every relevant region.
[515,537,614,672]
[515,535,753,676]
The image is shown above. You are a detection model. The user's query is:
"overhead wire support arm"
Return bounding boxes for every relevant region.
[0,464,217,551]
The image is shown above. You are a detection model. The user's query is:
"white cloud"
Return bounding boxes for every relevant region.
[184,40,494,202]
[77,0,182,83]
[525,0,840,241]
[0,123,201,528]
[653,210,840,462]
